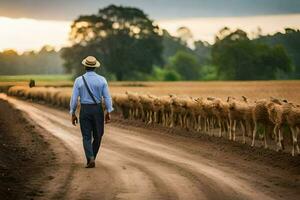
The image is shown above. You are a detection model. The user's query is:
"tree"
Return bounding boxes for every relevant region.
[176,26,194,47]
[212,28,292,80]
[61,5,163,80]
[168,51,201,80]
[0,47,64,75]
[257,28,300,79]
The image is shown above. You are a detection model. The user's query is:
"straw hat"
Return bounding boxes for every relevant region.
[82,56,101,68]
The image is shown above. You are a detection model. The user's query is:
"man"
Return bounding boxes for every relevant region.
[70,56,113,168]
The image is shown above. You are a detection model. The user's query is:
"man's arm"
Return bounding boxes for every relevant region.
[70,79,79,125]
[102,81,114,113]
[102,80,113,123]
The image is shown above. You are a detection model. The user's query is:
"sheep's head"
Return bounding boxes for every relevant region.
[207,97,215,101]
[227,96,236,102]
[229,102,236,110]
[242,96,248,103]
[270,97,282,105]
[195,97,203,103]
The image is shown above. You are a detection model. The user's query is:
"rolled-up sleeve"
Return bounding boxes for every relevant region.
[70,79,79,115]
[102,81,114,113]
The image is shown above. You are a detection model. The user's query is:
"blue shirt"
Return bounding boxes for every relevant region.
[70,71,114,114]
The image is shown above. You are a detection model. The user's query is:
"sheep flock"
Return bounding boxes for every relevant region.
[6,86,300,156]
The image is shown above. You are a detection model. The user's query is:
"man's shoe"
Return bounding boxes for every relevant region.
[85,159,95,168]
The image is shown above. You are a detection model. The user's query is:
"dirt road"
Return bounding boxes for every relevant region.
[1,94,299,200]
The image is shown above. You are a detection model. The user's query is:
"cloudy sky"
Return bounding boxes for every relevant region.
[0,0,300,52]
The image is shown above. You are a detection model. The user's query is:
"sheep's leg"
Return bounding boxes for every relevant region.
[147,111,152,124]
[206,118,210,134]
[169,112,174,128]
[204,117,207,133]
[222,119,225,136]
[145,111,148,123]
[251,121,258,147]
[183,114,187,129]
[185,114,190,130]
[273,125,280,151]
[290,127,296,156]
[218,119,222,137]
[153,111,157,123]
[211,117,215,129]
[263,126,268,149]
[278,126,284,151]
[232,120,237,141]
[274,124,283,152]
[166,112,170,127]
[240,121,246,144]
[296,127,300,154]
[229,119,232,140]
[290,126,299,156]
[196,115,202,132]
[129,109,132,120]
[165,113,169,126]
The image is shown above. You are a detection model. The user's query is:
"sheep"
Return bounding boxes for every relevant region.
[185,97,201,131]
[125,92,141,120]
[170,96,190,128]
[211,98,230,138]
[266,100,294,151]
[251,99,274,148]
[193,97,215,134]
[112,93,130,119]
[227,97,253,143]
[286,106,300,156]
[139,94,156,124]
[152,95,173,126]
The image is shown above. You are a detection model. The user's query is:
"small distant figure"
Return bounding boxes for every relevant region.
[29,79,35,88]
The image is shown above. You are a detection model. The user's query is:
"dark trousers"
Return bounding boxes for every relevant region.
[79,104,104,163]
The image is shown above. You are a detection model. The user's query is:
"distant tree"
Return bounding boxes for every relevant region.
[61,5,163,80]
[162,30,194,62]
[0,46,64,75]
[193,40,211,65]
[168,51,201,80]
[162,30,211,67]
[257,28,300,79]
[176,26,194,47]
[212,28,292,80]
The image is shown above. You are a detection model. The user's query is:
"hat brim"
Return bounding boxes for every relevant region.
[82,60,101,68]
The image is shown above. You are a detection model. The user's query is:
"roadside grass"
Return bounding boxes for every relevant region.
[0,74,73,87]
[0,74,73,82]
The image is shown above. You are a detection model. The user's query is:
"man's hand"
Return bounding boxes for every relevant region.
[105,112,111,124]
[72,114,78,126]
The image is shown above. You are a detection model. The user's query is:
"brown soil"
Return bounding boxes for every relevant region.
[0,100,73,200]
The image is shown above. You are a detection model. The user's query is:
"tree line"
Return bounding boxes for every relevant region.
[0,46,64,75]
[1,4,299,80]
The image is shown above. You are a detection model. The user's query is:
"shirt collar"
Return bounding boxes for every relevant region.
[85,71,96,76]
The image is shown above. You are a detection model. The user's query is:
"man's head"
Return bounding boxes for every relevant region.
[82,56,101,69]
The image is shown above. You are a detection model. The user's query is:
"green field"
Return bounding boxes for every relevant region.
[0,74,73,82]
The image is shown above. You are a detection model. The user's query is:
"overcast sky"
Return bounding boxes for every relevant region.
[1,0,300,21]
